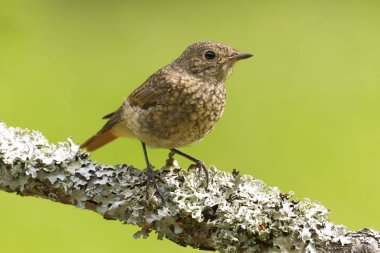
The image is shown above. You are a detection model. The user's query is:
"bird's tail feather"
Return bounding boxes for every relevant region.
[80,131,117,152]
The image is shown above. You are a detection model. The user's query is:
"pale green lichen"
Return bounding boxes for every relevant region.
[162,168,353,252]
[0,122,379,253]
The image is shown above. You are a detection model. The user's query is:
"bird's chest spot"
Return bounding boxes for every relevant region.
[138,82,226,148]
[180,84,226,130]
[198,85,226,117]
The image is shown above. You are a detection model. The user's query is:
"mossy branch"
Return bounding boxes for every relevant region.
[0,122,379,253]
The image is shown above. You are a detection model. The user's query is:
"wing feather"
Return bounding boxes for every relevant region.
[128,68,174,109]
[88,67,178,140]
[99,105,125,133]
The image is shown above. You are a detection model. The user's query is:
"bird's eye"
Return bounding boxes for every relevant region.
[204,50,216,60]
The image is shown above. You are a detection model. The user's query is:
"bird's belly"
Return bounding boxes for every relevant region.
[138,98,225,148]
[141,112,223,148]
[125,81,226,149]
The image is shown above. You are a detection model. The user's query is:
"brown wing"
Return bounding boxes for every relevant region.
[92,68,172,134]
[128,68,174,110]
[102,111,114,119]
[81,66,176,151]
[99,105,125,133]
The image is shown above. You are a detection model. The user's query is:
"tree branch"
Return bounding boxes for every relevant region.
[0,122,379,252]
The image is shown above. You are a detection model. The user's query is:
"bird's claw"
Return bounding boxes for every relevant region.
[165,152,179,168]
[145,166,165,202]
[188,161,209,190]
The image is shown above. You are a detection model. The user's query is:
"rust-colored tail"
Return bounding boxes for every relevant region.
[80,131,117,152]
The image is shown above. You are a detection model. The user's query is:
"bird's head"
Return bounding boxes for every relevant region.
[173,41,252,83]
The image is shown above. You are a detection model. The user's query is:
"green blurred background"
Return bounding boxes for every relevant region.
[1,0,379,252]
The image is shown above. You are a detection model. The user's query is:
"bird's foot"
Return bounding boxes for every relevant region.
[145,166,164,202]
[165,151,180,168]
[188,160,209,190]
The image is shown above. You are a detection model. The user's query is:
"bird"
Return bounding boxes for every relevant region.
[81,41,252,186]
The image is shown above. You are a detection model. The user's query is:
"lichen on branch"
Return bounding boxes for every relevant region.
[0,122,379,252]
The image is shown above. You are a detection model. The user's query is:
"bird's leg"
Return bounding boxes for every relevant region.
[169,148,209,189]
[141,142,163,199]
[141,142,159,187]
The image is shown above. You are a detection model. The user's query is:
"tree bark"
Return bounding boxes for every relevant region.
[0,122,379,253]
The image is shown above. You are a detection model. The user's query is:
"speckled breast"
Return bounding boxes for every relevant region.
[137,81,226,148]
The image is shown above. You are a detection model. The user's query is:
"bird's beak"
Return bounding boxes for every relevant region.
[228,52,253,61]
[231,52,253,61]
